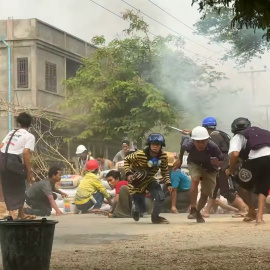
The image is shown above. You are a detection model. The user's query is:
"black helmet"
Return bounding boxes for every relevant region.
[231,117,251,134]
[146,133,166,147]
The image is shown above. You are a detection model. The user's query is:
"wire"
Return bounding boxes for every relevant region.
[148,0,228,51]
[121,0,223,56]
[88,0,220,63]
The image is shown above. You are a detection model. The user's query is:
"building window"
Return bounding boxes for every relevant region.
[17,58,28,88]
[45,62,57,92]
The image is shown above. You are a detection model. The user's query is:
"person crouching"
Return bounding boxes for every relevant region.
[74,160,112,213]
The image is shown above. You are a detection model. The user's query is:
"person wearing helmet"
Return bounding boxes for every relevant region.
[226,117,270,224]
[76,145,93,175]
[124,133,172,224]
[74,159,112,213]
[201,117,248,218]
[176,126,224,223]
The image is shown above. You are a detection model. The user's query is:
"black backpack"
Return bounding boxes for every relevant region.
[210,130,231,153]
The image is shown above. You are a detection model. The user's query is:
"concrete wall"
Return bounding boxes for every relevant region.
[36,47,65,111]
[12,19,36,39]
[37,20,65,49]
[36,47,65,94]
[0,47,8,92]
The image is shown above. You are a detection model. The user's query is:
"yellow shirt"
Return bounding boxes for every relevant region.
[74,172,110,205]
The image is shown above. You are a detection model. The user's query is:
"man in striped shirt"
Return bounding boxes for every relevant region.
[124,133,172,224]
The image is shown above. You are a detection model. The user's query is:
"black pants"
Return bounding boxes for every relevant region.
[235,155,270,197]
[132,181,165,217]
[212,170,236,203]
[26,193,57,216]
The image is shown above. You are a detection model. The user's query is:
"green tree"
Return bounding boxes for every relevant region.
[194,7,270,65]
[192,0,270,41]
[60,10,223,141]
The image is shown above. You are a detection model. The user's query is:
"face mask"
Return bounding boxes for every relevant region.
[147,157,161,168]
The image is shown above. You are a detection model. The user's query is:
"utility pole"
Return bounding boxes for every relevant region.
[238,66,267,106]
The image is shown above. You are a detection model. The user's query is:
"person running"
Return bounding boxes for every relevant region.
[226,117,270,224]
[74,159,112,213]
[0,112,36,220]
[201,117,248,217]
[175,126,224,223]
[124,133,172,224]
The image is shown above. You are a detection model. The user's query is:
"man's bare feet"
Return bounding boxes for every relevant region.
[8,210,17,220]
[171,207,179,214]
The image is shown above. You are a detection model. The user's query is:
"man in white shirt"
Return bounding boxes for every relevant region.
[226,117,270,224]
[0,112,35,220]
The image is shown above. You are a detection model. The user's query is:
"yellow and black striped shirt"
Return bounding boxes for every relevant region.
[124,149,171,194]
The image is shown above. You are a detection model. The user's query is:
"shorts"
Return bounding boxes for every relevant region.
[235,155,270,197]
[188,163,217,197]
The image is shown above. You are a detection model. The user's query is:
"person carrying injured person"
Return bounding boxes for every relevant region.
[226,117,270,224]
[124,133,172,224]
[174,126,224,223]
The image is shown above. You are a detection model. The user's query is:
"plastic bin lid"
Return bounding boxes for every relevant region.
[0,218,58,226]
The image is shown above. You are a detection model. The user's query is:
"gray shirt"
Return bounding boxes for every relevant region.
[26,178,55,199]
[113,150,125,163]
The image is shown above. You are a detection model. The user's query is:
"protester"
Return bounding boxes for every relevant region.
[113,140,130,164]
[169,155,191,214]
[124,133,172,224]
[96,153,114,171]
[25,166,67,216]
[0,112,35,220]
[74,159,112,213]
[106,170,130,218]
[175,126,224,223]
[226,117,270,224]
[200,117,248,217]
[76,145,93,175]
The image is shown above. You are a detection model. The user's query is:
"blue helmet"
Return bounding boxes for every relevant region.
[147,133,166,147]
[202,117,217,128]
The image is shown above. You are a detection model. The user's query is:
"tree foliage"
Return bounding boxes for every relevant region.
[192,0,270,41]
[60,10,224,141]
[194,7,270,65]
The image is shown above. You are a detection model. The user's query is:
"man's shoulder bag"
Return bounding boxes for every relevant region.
[4,129,28,178]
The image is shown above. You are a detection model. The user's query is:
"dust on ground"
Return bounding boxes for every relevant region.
[50,214,270,270]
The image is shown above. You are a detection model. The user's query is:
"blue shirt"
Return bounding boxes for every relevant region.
[170,169,191,191]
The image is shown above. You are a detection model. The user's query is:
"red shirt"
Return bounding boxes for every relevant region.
[115,181,128,194]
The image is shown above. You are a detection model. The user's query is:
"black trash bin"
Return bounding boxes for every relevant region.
[0,218,58,270]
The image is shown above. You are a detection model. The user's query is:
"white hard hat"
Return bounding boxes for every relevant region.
[191,126,210,140]
[76,145,87,155]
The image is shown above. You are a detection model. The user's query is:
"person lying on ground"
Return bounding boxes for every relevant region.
[106,170,131,218]
[25,166,67,216]
[74,159,112,213]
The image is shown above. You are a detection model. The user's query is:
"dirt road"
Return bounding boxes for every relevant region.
[49,213,270,270]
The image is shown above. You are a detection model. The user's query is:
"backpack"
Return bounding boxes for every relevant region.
[210,130,231,153]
